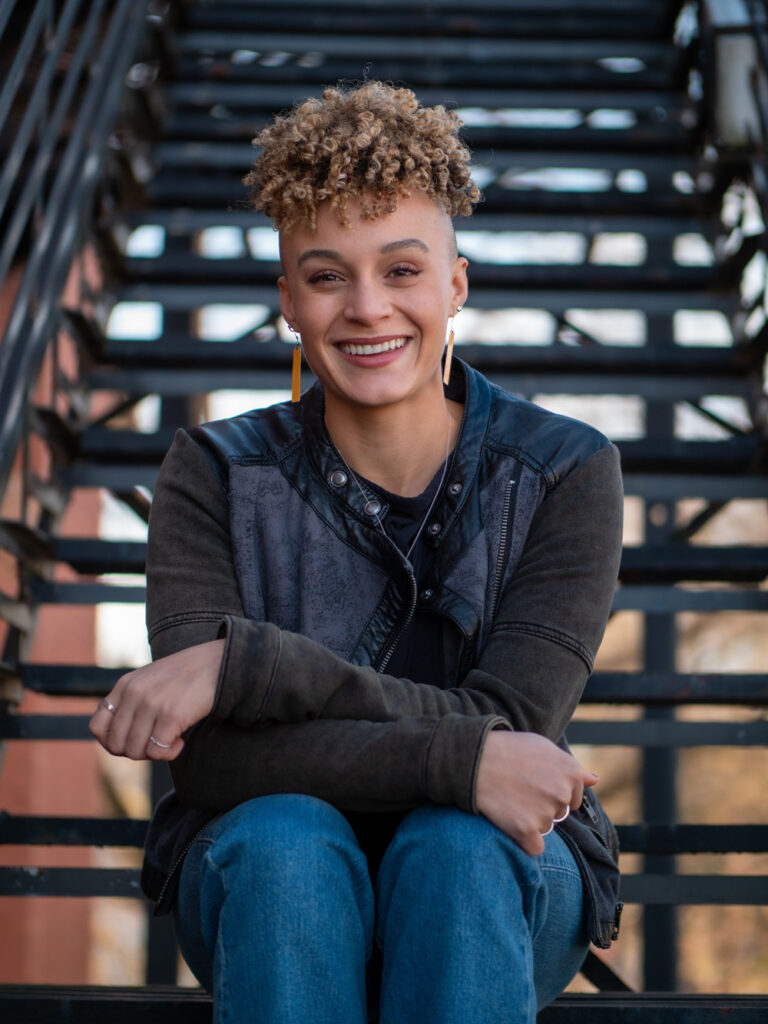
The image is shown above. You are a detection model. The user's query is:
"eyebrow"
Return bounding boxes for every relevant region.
[296,238,429,267]
[380,238,430,255]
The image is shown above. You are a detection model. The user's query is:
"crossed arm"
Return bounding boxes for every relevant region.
[90,429,623,854]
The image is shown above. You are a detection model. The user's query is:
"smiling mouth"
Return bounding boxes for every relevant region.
[337,337,409,356]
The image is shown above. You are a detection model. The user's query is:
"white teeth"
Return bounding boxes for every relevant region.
[339,337,407,356]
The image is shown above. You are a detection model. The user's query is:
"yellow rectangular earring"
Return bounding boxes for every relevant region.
[291,342,302,403]
[443,307,461,386]
[287,324,302,402]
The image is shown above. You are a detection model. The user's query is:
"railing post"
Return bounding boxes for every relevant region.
[641,335,679,990]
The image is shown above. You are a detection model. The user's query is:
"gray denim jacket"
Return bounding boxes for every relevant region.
[141,360,624,948]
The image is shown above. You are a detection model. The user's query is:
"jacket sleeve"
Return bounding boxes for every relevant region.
[148,428,621,815]
[147,429,507,816]
[210,442,623,743]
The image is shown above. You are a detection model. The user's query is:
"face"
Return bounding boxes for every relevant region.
[278,192,468,418]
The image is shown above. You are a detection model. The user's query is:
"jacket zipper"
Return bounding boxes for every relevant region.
[376,561,418,672]
[488,478,515,622]
[581,791,601,826]
[155,823,208,909]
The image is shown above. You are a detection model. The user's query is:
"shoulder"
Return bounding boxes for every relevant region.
[482,376,614,490]
[175,394,308,487]
[193,397,303,461]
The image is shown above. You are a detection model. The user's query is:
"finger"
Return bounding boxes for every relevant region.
[122,701,165,760]
[146,733,185,761]
[572,766,599,810]
[88,696,120,744]
[526,832,546,857]
[92,671,139,751]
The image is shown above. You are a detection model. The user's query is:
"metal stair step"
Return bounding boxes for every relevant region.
[4,811,767,854]
[121,254,724,292]
[146,170,713,212]
[171,43,685,92]
[135,150,714,215]
[621,474,768,500]
[168,79,692,109]
[145,165,716,211]
[53,539,147,575]
[171,36,682,77]
[16,665,768,704]
[113,282,743,315]
[5,708,768,745]
[56,465,768,501]
[181,1,678,41]
[13,664,768,704]
[162,82,697,154]
[38,537,768,585]
[2,987,768,1024]
[73,431,764,473]
[123,203,721,239]
[582,672,768,705]
[87,366,757,400]
[619,546,768,584]
[98,338,758,376]
[20,664,127,697]
[162,113,698,154]
[0,813,147,847]
[172,55,685,92]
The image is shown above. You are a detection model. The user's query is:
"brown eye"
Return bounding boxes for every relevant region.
[308,270,342,284]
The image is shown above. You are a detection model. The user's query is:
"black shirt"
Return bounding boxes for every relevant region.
[345,460,456,874]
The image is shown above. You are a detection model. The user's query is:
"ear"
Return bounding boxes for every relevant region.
[450,256,469,314]
[278,276,295,328]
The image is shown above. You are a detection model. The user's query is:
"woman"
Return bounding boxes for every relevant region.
[90,82,623,1023]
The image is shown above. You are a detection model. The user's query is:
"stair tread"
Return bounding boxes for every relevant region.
[49,536,768,584]
[163,112,700,148]
[4,813,768,851]
[171,36,683,69]
[167,81,694,115]
[121,255,724,291]
[114,282,742,310]
[49,534,768,575]
[180,2,678,42]
[17,664,768,703]
[97,338,755,370]
[172,59,684,92]
[124,203,719,234]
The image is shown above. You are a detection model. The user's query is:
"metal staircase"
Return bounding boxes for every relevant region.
[1,0,767,1018]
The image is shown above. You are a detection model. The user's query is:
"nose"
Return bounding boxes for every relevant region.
[344,274,392,325]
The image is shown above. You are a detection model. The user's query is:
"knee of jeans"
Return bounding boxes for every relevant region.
[381,804,541,890]
[203,794,361,886]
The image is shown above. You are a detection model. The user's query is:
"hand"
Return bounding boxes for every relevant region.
[88,639,225,761]
[475,730,597,857]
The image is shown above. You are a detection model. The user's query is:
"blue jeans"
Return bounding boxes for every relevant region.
[174,795,589,1024]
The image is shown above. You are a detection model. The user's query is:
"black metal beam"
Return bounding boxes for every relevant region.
[4,714,767,745]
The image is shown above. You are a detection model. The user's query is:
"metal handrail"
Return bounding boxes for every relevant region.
[699,0,768,368]
[0,0,152,501]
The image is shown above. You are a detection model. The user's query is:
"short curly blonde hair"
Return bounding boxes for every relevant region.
[244,81,481,231]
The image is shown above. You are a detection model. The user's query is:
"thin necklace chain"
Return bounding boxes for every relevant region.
[334,420,453,565]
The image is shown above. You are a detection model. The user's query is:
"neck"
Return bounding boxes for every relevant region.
[325,390,462,498]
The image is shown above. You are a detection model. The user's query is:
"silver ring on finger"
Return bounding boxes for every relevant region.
[99,699,117,715]
[541,822,555,837]
[553,804,571,824]
[149,735,172,749]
